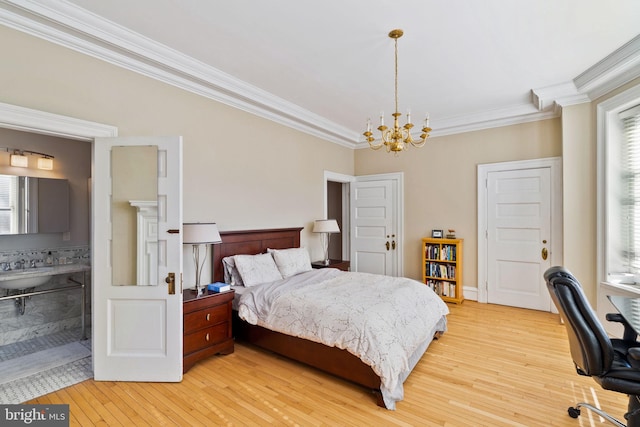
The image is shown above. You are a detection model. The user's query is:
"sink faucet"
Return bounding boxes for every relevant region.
[14,259,25,270]
[29,259,36,268]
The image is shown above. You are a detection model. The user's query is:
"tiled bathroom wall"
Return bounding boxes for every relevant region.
[0,246,91,346]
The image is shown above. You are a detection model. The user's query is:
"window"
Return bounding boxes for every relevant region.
[620,106,640,273]
[0,175,17,234]
[599,85,640,283]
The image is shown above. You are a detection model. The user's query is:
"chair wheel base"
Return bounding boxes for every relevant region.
[569,403,626,426]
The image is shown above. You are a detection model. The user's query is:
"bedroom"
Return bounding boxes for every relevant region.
[0,0,639,424]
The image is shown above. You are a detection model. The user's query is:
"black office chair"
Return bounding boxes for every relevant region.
[544,266,640,426]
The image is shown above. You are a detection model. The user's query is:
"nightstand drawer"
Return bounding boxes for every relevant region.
[183,289,234,373]
[184,322,229,355]
[184,304,228,334]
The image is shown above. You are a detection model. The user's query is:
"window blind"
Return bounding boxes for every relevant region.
[621,105,640,272]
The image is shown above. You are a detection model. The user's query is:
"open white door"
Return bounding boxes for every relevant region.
[93,136,183,381]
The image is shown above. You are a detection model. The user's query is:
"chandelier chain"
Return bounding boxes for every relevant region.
[394,36,399,115]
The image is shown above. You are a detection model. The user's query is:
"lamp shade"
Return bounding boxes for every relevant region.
[37,157,54,170]
[312,219,340,234]
[10,153,28,168]
[183,223,222,244]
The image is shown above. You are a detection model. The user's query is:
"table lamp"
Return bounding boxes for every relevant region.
[313,219,340,265]
[183,222,222,295]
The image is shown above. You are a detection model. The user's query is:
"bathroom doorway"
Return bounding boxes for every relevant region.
[326,180,345,260]
[0,102,116,403]
[323,171,352,263]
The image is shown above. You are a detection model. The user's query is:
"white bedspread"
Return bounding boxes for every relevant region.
[237,268,449,409]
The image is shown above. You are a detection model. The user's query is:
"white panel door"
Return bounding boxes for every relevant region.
[487,167,552,310]
[93,136,183,381]
[350,178,397,276]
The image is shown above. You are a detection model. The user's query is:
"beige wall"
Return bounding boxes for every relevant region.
[0,26,354,263]
[560,103,595,300]
[355,119,563,287]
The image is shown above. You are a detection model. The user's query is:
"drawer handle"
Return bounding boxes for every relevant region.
[205,333,210,342]
[206,313,210,321]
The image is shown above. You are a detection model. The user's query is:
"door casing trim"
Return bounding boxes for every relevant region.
[0,102,117,139]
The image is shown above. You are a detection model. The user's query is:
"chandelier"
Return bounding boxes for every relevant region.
[363,29,431,154]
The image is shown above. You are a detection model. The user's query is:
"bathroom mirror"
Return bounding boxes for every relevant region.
[0,175,70,235]
[111,145,158,286]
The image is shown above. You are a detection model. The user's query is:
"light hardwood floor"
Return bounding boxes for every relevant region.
[29,301,629,426]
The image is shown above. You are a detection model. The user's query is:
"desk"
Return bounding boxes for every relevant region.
[608,295,640,335]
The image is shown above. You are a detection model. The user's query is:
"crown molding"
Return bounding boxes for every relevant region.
[532,35,640,111]
[1,0,639,149]
[0,0,358,147]
[574,34,640,100]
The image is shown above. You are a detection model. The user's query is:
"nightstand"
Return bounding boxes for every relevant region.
[311,259,350,271]
[183,289,234,373]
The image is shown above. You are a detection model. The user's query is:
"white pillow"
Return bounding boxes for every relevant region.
[268,247,312,278]
[222,256,244,286]
[233,253,283,287]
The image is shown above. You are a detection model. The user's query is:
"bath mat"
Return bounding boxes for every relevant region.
[0,341,90,386]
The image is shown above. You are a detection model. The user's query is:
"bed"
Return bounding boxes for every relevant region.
[211,227,449,409]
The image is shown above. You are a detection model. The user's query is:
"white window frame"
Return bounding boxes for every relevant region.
[597,84,640,285]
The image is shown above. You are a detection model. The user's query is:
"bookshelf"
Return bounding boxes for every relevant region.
[422,237,463,304]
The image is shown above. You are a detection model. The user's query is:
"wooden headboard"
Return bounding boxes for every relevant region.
[211,227,303,283]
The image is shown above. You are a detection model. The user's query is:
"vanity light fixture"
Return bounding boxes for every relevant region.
[10,151,28,168]
[2,147,55,170]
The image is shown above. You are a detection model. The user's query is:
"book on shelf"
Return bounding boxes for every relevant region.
[425,279,456,298]
[207,282,231,293]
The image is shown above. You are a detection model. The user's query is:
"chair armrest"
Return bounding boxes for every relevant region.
[607,313,638,342]
[628,347,640,368]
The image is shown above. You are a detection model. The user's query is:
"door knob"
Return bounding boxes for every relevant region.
[165,272,175,295]
[386,241,390,251]
[392,240,396,250]
[541,247,548,260]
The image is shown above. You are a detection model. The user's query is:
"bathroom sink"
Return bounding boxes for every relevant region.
[0,267,54,290]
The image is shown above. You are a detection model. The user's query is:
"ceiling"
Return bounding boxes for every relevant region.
[2,0,640,147]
